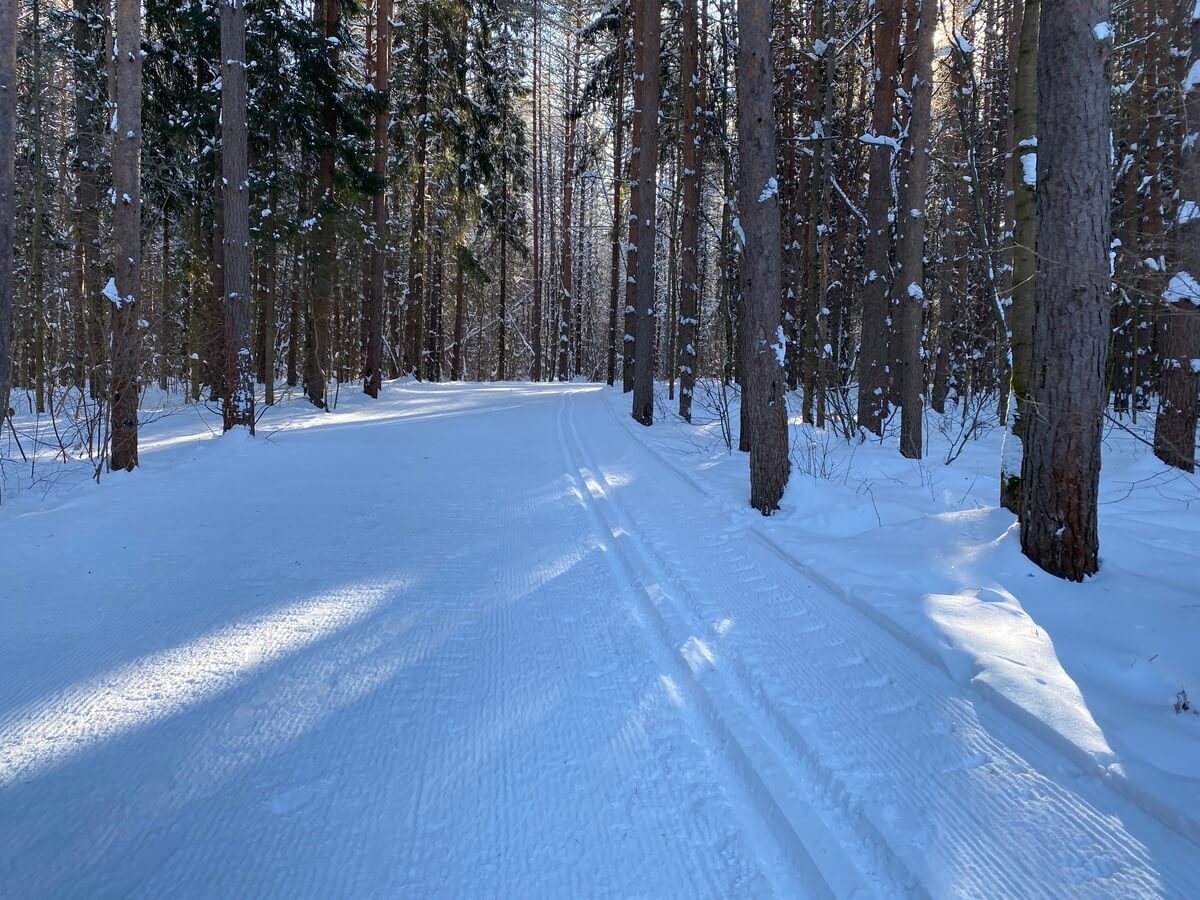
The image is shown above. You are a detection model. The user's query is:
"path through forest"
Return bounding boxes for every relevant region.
[2,383,1197,897]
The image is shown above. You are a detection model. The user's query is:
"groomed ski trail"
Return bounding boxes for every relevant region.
[559,384,1200,898]
[1,382,1196,898]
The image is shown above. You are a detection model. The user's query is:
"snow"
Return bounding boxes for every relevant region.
[1093,22,1113,41]
[1164,271,1200,305]
[1019,150,1037,187]
[101,277,123,308]
[758,177,779,203]
[1,383,1198,895]
[1185,60,1200,93]
[859,132,900,153]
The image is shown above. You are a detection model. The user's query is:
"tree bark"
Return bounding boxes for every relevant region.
[896,0,936,458]
[606,21,625,387]
[677,0,702,421]
[220,0,254,432]
[306,0,341,407]
[558,34,581,382]
[109,0,143,471]
[1020,0,1112,580]
[630,0,660,424]
[623,0,642,394]
[856,0,901,435]
[364,0,392,396]
[0,0,12,416]
[1153,5,1199,471]
[1000,0,1038,511]
[736,0,789,513]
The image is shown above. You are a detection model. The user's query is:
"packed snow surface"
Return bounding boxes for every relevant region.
[2,382,1198,897]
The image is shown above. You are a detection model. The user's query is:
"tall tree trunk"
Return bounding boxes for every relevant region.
[209,159,226,400]
[0,0,12,416]
[623,0,641,394]
[736,0,789,513]
[558,34,580,382]
[1020,0,1112,580]
[606,21,625,387]
[72,0,103,396]
[306,0,341,407]
[220,0,254,431]
[1154,5,1200,471]
[1000,0,1038,511]
[896,0,936,459]
[364,0,392,396]
[856,0,901,435]
[530,1,543,381]
[630,0,660,424]
[109,0,143,471]
[498,152,509,380]
[451,250,466,380]
[677,0,702,421]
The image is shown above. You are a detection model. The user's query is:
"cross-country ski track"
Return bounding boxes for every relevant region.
[1,382,1197,898]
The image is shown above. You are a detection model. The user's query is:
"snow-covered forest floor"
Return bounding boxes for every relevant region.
[2,381,1198,896]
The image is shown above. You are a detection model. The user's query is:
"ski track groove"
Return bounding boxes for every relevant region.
[559,391,915,899]
[577,386,1200,898]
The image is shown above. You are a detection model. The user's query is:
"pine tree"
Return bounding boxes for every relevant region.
[1154,2,1200,471]
[109,0,144,470]
[0,0,13,416]
[1020,0,1113,580]
[736,0,788,513]
[629,0,659,425]
[220,0,253,431]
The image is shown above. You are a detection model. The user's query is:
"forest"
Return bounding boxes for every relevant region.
[1,0,1199,894]
[0,0,1196,577]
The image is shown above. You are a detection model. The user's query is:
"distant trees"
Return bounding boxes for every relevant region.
[1019,0,1112,580]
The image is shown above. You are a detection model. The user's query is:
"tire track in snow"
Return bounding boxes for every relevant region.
[573,386,1200,897]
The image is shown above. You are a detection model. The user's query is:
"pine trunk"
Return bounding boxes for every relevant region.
[109,0,143,471]
[220,0,254,432]
[0,0,12,415]
[1000,0,1038,511]
[630,0,659,424]
[364,0,391,397]
[896,0,936,458]
[1153,7,1199,471]
[1020,0,1112,580]
[736,0,789,513]
[856,0,900,435]
[677,0,701,421]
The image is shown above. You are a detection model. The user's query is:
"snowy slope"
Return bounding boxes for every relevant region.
[1,382,1198,897]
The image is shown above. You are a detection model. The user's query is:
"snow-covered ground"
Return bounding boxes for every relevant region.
[1,381,1198,897]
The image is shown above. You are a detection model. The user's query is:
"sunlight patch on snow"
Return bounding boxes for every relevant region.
[0,578,409,786]
[658,674,684,708]
[137,429,217,455]
[680,635,716,675]
[920,587,1117,768]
